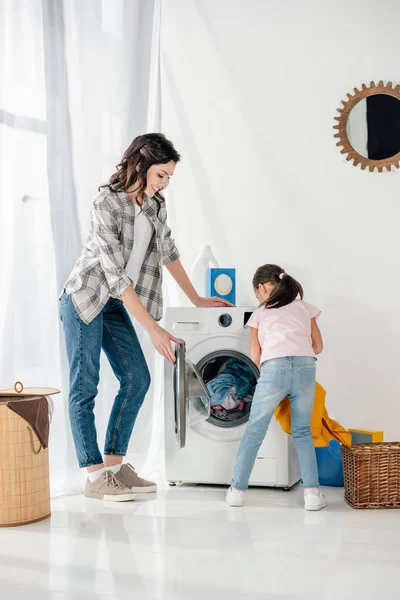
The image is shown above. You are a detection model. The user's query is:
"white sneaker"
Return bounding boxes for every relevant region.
[226,487,245,507]
[304,491,327,511]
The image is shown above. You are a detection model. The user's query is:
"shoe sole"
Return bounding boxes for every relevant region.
[130,485,157,493]
[304,501,327,511]
[85,491,136,502]
[226,498,244,507]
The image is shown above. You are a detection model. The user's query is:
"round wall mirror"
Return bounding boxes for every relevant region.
[333,81,400,172]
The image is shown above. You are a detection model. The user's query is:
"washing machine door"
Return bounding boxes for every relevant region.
[174,342,211,448]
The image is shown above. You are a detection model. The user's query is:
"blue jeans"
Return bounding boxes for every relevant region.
[59,292,151,468]
[232,357,319,490]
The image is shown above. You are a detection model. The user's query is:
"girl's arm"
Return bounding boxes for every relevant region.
[311,318,323,355]
[166,259,234,307]
[249,328,261,368]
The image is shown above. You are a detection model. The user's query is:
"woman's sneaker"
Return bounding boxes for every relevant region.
[226,487,245,507]
[85,471,136,502]
[114,463,157,493]
[304,491,327,511]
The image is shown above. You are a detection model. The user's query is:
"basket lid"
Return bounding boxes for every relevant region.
[0,381,60,397]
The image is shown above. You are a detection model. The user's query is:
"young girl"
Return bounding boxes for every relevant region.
[226,264,327,511]
[60,133,231,502]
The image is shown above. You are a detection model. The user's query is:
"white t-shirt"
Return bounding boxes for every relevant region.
[246,300,321,364]
[125,204,153,286]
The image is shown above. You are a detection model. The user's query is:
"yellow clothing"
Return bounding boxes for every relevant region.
[274,382,351,448]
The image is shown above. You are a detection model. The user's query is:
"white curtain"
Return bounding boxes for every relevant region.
[0,0,166,496]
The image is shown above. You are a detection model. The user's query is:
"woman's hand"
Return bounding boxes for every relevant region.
[149,324,183,364]
[165,260,235,309]
[194,296,235,308]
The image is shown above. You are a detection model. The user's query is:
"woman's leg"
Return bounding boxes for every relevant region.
[60,293,103,469]
[231,360,289,491]
[289,358,319,489]
[101,299,151,459]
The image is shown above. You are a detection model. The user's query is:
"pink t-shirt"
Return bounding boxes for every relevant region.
[246,300,320,364]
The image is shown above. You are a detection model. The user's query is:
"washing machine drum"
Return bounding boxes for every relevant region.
[173,344,259,448]
[196,350,258,429]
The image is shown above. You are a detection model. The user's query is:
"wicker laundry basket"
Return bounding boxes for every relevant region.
[341,442,400,509]
[0,382,59,527]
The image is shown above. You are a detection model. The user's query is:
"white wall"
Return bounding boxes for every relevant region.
[160,0,400,439]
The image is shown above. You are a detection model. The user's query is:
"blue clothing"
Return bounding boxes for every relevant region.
[232,357,319,490]
[59,292,151,468]
[204,374,237,408]
[224,359,254,397]
[201,360,255,408]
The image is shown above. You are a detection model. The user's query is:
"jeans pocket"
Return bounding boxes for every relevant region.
[260,367,283,394]
[59,291,69,306]
[59,292,69,323]
[300,366,316,392]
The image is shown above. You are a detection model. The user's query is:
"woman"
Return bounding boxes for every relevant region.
[60,133,231,502]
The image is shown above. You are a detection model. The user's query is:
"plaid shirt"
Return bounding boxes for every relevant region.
[64,190,180,324]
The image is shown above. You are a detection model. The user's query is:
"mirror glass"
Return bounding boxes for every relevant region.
[346,94,400,159]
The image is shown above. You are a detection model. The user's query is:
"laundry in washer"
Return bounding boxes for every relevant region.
[201,360,255,411]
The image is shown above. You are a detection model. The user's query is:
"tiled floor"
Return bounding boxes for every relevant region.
[1,484,399,599]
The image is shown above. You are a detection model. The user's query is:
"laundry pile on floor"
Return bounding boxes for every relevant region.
[201,359,255,418]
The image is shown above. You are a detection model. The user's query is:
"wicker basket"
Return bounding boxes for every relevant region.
[341,442,400,509]
[0,402,51,526]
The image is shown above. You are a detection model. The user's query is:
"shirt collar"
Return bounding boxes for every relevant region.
[118,192,160,210]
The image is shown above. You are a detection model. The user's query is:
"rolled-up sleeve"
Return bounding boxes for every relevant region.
[162,221,180,265]
[91,197,132,297]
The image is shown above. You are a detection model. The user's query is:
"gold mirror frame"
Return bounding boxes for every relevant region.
[333,81,400,172]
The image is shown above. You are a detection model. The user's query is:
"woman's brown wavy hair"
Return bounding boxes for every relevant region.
[100,133,181,211]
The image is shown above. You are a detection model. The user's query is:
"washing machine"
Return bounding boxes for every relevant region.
[164,306,300,488]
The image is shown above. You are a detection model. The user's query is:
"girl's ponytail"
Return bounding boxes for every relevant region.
[253,264,303,309]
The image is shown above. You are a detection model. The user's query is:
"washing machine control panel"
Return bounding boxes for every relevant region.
[218,311,254,328]
[243,311,253,326]
[173,321,200,331]
[218,313,232,328]
[166,307,256,335]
